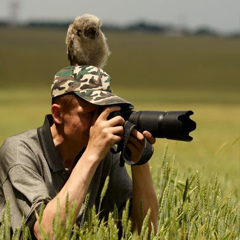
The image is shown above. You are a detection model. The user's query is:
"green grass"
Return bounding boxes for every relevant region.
[0,28,239,95]
[1,148,239,239]
[0,87,239,199]
[0,27,239,238]
[106,33,240,94]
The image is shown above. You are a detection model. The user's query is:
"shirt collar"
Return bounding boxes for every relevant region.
[37,115,65,173]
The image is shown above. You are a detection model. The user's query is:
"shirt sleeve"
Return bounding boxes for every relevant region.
[0,135,51,232]
[8,164,51,225]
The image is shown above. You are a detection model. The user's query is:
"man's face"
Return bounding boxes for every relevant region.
[61,97,98,147]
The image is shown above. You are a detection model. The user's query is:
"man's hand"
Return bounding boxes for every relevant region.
[126,129,156,163]
[86,106,125,162]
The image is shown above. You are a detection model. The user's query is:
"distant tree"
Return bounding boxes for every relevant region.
[126,21,170,33]
[27,21,71,29]
[194,27,218,36]
[0,21,7,27]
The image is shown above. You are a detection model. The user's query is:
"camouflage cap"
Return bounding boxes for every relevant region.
[51,65,133,108]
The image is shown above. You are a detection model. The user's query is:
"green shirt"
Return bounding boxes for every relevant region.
[0,115,132,234]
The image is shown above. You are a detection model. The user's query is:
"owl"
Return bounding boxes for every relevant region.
[66,14,111,68]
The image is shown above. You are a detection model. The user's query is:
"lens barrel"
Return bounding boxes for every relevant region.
[128,110,196,141]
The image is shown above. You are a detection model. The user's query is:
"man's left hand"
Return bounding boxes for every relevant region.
[126,129,156,163]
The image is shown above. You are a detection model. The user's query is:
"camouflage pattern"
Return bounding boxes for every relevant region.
[51,65,133,107]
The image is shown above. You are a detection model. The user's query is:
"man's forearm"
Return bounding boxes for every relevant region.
[33,152,100,239]
[130,163,158,233]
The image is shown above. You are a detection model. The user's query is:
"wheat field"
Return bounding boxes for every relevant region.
[0,27,239,239]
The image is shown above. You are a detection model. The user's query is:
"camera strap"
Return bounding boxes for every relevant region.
[119,121,154,167]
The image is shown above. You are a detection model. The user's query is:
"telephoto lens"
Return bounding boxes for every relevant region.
[127,110,196,141]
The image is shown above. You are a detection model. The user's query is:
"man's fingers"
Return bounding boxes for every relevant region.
[143,131,156,144]
[99,106,121,120]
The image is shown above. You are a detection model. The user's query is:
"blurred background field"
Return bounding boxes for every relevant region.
[0,27,239,199]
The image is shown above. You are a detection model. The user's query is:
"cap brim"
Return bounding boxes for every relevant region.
[74,90,134,109]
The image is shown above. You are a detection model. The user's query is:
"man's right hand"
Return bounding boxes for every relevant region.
[85,106,125,162]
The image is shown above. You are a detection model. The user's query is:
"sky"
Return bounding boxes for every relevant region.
[0,0,239,33]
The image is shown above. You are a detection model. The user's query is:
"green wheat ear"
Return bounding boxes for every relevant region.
[2,200,11,240]
[80,192,90,227]
[52,197,61,236]
[39,201,45,224]
[64,192,69,216]
[107,212,119,239]
[98,175,110,215]
[12,228,20,240]
[0,211,6,239]
[122,199,130,234]
[140,208,151,240]
[35,210,49,240]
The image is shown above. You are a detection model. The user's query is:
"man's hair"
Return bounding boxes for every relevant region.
[52,93,79,114]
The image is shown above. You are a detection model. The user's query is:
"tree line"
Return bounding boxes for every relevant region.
[0,20,239,38]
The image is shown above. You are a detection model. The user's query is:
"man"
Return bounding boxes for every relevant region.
[0,65,158,239]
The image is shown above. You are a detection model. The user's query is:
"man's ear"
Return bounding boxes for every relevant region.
[51,104,63,124]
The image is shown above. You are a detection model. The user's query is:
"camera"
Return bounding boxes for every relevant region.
[108,108,196,142]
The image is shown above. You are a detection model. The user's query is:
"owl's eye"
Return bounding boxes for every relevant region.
[77,29,82,37]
